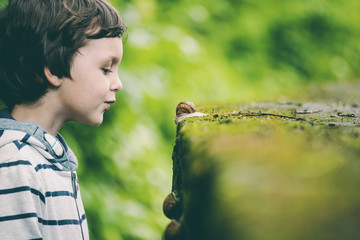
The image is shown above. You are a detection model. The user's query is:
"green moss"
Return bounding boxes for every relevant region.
[172,101,360,240]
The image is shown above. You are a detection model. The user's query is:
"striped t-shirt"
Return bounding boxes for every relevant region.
[0,109,89,239]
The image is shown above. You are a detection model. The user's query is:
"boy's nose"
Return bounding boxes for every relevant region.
[111,75,122,92]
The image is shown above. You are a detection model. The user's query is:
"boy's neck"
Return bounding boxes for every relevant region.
[11,100,64,136]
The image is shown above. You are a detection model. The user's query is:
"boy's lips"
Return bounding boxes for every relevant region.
[104,100,115,110]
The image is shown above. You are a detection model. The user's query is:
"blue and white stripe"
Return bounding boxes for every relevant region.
[0,109,89,240]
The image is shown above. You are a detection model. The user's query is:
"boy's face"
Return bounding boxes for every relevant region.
[57,37,123,125]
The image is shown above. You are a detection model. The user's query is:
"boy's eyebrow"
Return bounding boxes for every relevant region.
[103,56,122,65]
[77,51,121,63]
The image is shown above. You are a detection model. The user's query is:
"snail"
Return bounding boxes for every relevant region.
[164,220,182,240]
[163,192,182,220]
[176,101,196,116]
[174,101,209,124]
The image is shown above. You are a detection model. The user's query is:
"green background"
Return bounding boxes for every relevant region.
[1,0,359,239]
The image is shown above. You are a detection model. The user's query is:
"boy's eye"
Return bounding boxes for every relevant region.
[102,68,113,75]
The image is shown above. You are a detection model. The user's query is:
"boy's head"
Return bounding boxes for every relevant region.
[0,0,127,108]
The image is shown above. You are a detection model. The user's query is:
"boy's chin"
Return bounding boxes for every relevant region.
[81,116,104,126]
[92,119,104,126]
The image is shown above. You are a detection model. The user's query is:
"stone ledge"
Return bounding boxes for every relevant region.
[163,96,360,240]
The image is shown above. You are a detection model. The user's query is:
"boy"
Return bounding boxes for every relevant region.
[0,0,126,239]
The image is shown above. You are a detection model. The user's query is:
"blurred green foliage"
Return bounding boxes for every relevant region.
[1,0,360,239]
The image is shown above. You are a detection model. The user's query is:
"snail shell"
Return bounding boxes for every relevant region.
[176,101,196,116]
[163,192,182,220]
[164,220,182,240]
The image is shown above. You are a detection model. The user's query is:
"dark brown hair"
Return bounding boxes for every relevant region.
[0,0,127,108]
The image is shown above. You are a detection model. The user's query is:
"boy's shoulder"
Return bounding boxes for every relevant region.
[0,127,78,172]
[0,132,38,163]
[0,128,48,164]
[0,129,61,184]
[0,138,41,185]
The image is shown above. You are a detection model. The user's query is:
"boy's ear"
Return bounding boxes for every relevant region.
[44,67,63,87]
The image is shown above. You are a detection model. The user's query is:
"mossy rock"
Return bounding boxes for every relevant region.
[169,88,360,240]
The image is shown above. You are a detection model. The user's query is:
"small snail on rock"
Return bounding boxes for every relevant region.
[174,101,208,124]
[163,192,183,240]
[163,192,182,220]
[176,101,197,115]
[164,220,183,240]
